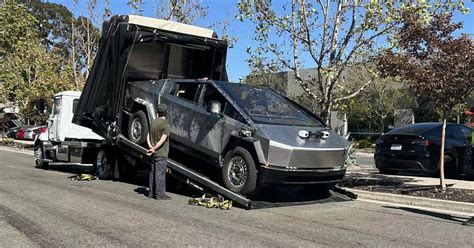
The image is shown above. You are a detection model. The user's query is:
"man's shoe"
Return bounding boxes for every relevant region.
[156,195,172,200]
[147,193,155,199]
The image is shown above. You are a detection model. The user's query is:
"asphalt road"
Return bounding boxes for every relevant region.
[1,148,473,247]
[355,153,376,168]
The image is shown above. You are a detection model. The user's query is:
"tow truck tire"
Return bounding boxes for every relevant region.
[95,149,112,179]
[34,144,48,169]
[222,147,258,196]
[128,110,148,146]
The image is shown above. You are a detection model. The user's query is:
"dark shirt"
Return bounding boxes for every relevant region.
[150,118,170,158]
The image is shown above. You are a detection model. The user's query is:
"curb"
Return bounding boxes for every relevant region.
[355,152,374,159]
[343,187,474,215]
[0,146,33,155]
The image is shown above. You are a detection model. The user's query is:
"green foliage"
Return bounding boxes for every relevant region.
[356,139,372,149]
[128,0,144,15]
[0,1,40,56]
[21,0,74,57]
[378,9,473,119]
[1,137,14,145]
[0,1,75,123]
[345,143,357,167]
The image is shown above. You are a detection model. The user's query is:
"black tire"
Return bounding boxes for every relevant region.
[95,149,112,179]
[222,147,258,196]
[378,169,397,175]
[33,144,48,169]
[128,110,149,146]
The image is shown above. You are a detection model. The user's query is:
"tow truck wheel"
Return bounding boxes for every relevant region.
[95,149,111,179]
[33,144,48,169]
[222,147,258,196]
[128,110,148,146]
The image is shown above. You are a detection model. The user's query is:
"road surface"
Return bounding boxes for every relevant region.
[0,148,472,247]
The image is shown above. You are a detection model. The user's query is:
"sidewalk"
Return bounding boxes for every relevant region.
[346,169,474,191]
[343,152,474,215]
[3,139,35,148]
[348,151,474,191]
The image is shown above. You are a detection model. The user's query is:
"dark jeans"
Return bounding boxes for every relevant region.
[149,156,167,198]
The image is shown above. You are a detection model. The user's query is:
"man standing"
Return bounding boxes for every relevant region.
[146,103,171,200]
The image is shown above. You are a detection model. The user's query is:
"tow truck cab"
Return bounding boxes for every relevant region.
[34,92,107,172]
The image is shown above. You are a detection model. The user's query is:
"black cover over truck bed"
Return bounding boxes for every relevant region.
[72,15,228,139]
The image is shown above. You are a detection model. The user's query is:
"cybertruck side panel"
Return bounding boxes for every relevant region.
[160,87,249,162]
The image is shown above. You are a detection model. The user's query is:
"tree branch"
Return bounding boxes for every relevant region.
[328,0,343,66]
[335,2,357,64]
[334,78,372,103]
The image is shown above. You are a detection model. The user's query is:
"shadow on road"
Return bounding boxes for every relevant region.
[45,163,351,209]
[343,171,421,188]
[383,206,469,224]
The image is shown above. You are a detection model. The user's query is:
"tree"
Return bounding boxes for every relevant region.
[0,0,39,56]
[364,79,415,135]
[17,0,101,89]
[378,8,473,189]
[19,0,74,59]
[128,0,144,15]
[0,1,75,124]
[237,0,467,124]
[153,0,208,24]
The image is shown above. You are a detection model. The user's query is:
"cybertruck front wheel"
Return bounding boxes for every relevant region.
[222,147,258,196]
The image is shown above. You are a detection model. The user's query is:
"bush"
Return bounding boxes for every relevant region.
[1,137,14,145]
[356,139,372,149]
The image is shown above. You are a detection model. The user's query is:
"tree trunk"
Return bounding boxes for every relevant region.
[343,112,348,138]
[379,117,385,135]
[439,118,447,190]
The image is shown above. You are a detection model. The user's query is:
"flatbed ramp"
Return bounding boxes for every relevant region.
[116,135,353,209]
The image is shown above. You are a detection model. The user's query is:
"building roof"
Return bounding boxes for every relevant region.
[126,15,216,39]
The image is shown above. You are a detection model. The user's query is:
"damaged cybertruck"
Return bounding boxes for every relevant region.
[73,15,349,196]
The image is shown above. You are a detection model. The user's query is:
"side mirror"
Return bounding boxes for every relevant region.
[208,101,221,114]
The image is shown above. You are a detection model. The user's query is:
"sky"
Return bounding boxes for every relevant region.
[49,0,474,82]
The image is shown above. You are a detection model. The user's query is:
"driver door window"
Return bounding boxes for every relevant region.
[202,85,246,124]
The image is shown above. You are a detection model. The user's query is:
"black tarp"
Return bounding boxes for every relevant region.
[72,15,228,142]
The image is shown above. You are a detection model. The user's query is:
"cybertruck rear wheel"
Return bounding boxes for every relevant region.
[128,110,148,146]
[222,147,258,196]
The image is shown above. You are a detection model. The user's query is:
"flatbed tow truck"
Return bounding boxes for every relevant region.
[35,91,353,209]
[34,15,354,209]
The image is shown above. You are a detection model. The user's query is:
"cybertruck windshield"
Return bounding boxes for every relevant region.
[220,83,323,127]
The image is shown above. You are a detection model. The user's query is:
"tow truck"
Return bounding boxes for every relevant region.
[35,15,353,209]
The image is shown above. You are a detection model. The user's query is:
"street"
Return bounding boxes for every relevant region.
[0,148,473,247]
